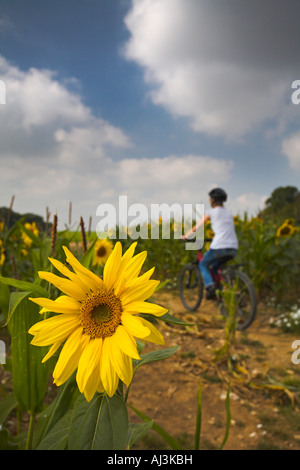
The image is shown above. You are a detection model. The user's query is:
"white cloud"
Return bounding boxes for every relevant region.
[116,154,232,204]
[0,57,88,130]
[233,193,267,217]
[0,56,132,225]
[0,55,256,229]
[123,0,297,139]
[281,132,300,170]
[55,120,131,167]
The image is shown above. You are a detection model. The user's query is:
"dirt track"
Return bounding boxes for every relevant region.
[128,290,300,450]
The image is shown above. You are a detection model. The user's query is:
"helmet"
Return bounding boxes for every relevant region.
[208,188,227,202]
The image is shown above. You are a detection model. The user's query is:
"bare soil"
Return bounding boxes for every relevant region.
[128,290,300,450]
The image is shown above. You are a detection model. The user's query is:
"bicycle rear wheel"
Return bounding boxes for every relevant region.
[219,269,257,330]
[179,263,204,311]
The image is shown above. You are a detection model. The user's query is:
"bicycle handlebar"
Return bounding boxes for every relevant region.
[182,237,212,243]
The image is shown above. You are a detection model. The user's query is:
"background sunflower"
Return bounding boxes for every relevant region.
[93,238,113,266]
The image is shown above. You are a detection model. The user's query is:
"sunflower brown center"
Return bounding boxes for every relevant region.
[280,226,291,236]
[96,246,107,257]
[79,289,122,339]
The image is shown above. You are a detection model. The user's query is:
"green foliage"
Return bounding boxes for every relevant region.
[0,206,49,231]
[6,294,49,414]
[67,393,128,450]
[0,188,299,450]
[0,221,182,450]
[233,214,300,298]
[219,382,231,450]
[128,404,184,450]
[260,185,300,224]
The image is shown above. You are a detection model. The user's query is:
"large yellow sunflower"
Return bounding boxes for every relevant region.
[93,238,113,266]
[28,242,167,401]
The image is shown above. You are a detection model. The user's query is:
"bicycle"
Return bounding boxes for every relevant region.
[178,240,257,330]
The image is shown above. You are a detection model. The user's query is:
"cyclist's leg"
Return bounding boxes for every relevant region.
[215,248,237,266]
[199,249,218,299]
[210,258,221,278]
[202,249,237,298]
[199,249,215,285]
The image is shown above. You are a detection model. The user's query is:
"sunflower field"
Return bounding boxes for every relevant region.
[0,201,300,451]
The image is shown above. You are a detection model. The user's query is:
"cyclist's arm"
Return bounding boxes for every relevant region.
[182,214,210,240]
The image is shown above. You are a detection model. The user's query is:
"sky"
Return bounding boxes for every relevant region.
[1,0,300,231]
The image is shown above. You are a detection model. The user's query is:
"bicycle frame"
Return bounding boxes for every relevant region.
[197,250,226,288]
[179,242,257,330]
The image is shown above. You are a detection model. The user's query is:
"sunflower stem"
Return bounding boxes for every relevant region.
[124,386,130,403]
[194,381,202,450]
[25,412,35,450]
[124,368,138,403]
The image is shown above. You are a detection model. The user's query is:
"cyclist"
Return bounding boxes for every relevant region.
[182,188,238,299]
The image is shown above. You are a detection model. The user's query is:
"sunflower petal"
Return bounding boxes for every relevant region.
[139,317,165,345]
[96,378,105,394]
[29,296,80,314]
[124,251,147,281]
[120,280,160,306]
[38,271,87,301]
[122,268,156,291]
[121,312,150,338]
[42,341,61,363]
[114,266,156,298]
[121,242,137,264]
[113,243,138,295]
[29,314,81,346]
[113,325,140,359]
[83,366,103,402]
[100,337,119,397]
[103,241,122,290]
[28,320,45,336]
[76,337,102,393]
[62,246,103,291]
[110,336,133,387]
[137,267,155,282]
[123,301,168,317]
[48,257,91,293]
[53,328,89,386]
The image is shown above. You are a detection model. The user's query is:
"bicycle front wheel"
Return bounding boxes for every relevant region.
[220,269,257,331]
[179,263,204,311]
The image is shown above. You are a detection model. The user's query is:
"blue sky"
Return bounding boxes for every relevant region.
[1,0,300,230]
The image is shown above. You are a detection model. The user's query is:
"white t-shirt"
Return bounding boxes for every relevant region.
[207,207,238,250]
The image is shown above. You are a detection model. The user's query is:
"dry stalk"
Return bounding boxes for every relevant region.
[80,217,87,254]
[51,214,58,257]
